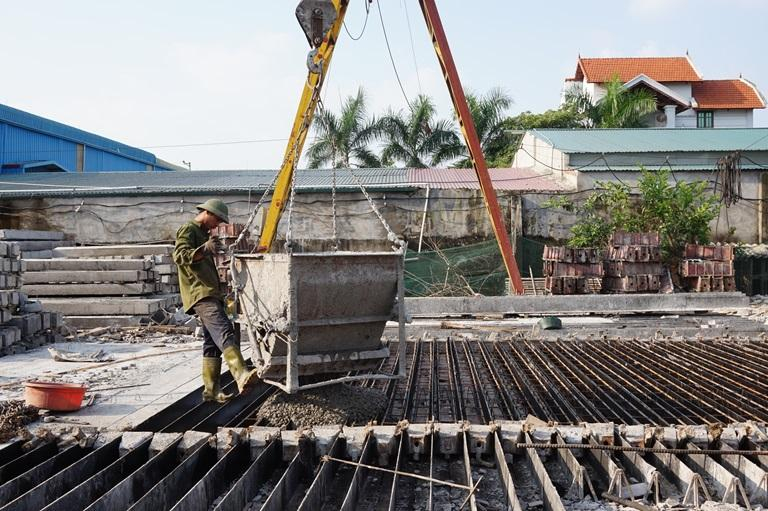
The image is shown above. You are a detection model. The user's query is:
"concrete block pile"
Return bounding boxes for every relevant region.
[602,231,664,293]
[21,242,181,329]
[681,244,736,292]
[0,229,72,258]
[542,246,603,294]
[1,240,65,356]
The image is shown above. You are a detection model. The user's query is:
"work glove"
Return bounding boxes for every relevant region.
[201,238,217,255]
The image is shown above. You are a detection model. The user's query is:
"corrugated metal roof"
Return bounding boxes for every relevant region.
[0,168,413,199]
[408,167,563,191]
[0,103,157,164]
[576,163,768,172]
[0,166,562,199]
[531,128,768,154]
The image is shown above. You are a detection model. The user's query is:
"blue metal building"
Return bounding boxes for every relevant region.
[0,103,178,173]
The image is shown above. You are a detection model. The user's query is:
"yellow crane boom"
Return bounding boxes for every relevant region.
[256,0,524,294]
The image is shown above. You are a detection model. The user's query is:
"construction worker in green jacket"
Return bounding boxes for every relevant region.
[173,198,259,402]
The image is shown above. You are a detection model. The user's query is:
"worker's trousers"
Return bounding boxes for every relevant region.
[192,297,238,358]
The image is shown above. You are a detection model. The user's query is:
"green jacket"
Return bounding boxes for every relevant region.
[173,221,222,312]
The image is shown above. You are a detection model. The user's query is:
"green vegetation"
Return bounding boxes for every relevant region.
[563,75,657,128]
[545,168,721,263]
[306,77,659,169]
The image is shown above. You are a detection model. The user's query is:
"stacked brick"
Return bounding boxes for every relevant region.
[542,246,603,295]
[1,241,64,356]
[210,224,254,291]
[602,232,664,293]
[680,244,736,292]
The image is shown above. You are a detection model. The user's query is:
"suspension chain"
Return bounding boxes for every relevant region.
[346,166,404,252]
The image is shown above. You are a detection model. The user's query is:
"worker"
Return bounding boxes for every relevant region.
[173,198,259,402]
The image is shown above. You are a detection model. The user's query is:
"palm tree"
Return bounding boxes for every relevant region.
[452,87,513,167]
[565,75,657,128]
[380,95,463,168]
[306,87,383,168]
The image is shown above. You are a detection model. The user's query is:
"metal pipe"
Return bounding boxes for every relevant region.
[417,186,430,253]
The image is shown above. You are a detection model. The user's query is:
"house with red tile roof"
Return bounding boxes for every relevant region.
[564,55,765,128]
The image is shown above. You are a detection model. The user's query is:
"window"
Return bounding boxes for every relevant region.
[697,110,714,128]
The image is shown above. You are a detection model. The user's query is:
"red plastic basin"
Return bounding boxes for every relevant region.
[24,381,86,412]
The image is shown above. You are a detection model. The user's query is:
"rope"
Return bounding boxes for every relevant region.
[716,151,742,207]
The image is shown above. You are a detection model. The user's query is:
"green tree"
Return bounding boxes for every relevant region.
[451,87,514,168]
[306,87,383,168]
[489,106,587,166]
[546,168,721,266]
[380,95,463,168]
[564,75,658,128]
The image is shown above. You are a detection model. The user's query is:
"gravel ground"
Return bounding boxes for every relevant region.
[0,400,39,442]
[255,384,388,428]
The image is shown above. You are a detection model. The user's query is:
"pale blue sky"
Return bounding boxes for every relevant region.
[1,0,766,169]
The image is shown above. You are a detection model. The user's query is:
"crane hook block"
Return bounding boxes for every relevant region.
[296,0,338,48]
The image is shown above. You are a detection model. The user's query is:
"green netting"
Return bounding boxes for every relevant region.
[404,240,506,296]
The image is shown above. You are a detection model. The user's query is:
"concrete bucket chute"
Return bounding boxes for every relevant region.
[233,249,406,394]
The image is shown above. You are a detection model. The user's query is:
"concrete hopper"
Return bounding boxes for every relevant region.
[233,251,406,393]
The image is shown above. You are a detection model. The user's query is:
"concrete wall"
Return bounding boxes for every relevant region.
[0,189,522,250]
[513,132,577,187]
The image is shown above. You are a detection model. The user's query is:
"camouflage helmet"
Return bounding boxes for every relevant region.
[196,198,229,223]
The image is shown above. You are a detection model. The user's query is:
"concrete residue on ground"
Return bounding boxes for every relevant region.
[0,400,39,442]
[255,384,388,428]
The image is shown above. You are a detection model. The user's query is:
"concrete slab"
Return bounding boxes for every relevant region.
[23,282,156,296]
[405,292,750,317]
[25,259,152,271]
[64,316,146,329]
[39,296,173,315]
[23,270,150,284]
[51,245,173,258]
[0,229,65,241]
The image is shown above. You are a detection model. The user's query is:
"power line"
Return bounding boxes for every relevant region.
[376,0,411,108]
[343,0,372,40]
[401,0,422,95]
[140,138,289,149]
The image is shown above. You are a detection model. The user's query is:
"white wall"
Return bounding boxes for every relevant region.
[666,83,693,101]
[512,133,577,188]
[714,109,752,128]
[676,109,697,128]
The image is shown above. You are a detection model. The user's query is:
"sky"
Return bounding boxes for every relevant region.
[1,0,767,170]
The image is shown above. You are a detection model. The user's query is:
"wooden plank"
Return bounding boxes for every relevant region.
[51,245,174,258]
[0,229,65,241]
[38,297,169,315]
[23,270,150,284]
[24,259,152,271]
[22,282,156,296]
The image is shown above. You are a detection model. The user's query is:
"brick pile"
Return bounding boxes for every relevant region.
[1,241,65,357]
[602,232,664,293]
[681,244,736,292]
[210,223,254,292]
[542,246,603,295]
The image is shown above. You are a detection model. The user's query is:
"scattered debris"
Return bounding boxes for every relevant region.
[255,384,387,428]
[0,399,39,442]
[48,346,115,363]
